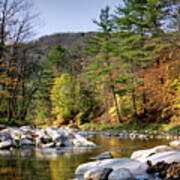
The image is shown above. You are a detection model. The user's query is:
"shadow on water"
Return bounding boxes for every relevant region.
[0,135,169,180]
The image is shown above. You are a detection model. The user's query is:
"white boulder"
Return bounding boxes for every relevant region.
[131,145,173,161]
[75,158,146,177]
[108,168,135,180]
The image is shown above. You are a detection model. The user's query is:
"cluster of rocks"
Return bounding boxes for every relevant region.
[0,126,96,150]
[78,130,180,141]
[74,140,180,180]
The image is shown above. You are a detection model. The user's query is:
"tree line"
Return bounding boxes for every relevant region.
[0,0,179,127]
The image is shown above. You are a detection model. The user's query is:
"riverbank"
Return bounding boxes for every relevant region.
[79,123,180,131]
[0,125,177,180]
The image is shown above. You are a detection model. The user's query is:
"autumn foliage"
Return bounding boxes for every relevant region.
[137,47,180,123]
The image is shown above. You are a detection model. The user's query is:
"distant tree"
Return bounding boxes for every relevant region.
[45,44,72,76]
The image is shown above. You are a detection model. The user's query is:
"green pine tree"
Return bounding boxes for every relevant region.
[86,6,122,123]
[113,0,171,116]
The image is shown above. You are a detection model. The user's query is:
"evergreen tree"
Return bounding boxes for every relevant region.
[86,6,122,123]
[114,0,170,116]
[46,44,72,76]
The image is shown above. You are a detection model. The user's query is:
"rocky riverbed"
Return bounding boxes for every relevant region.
[78,129,180,141]
[0,126,96,151]
[74,139,180,180]
[0,126,180,179]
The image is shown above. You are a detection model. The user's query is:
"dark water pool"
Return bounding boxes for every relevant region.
[0,135,169,180]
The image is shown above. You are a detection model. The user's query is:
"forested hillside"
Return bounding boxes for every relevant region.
[0,0,179,130]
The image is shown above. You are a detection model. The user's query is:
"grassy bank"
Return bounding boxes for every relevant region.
[79,123,180,131]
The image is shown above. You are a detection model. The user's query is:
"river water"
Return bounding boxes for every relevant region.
[0,135,169,180]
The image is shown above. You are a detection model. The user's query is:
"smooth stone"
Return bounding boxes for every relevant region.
[20,126,35,133]
[129,133,138,140]
[84,168,113,180]
[40,142,55,149]
[131,145,173,161]
[10,129,21,140]
[108,168,135,180]
[169,140,180,148]
[21,134,33,140]
[90,152,113,160]
[145,151,180,164]
[138,134,150,140]
[75,158,146,177]
[0,140,12,149]
[144,151,180,165]
[73,134,96,147]
[20,138,35,146]
[55,135,73,147]
[45,127,60,141]
[0,132,12,141]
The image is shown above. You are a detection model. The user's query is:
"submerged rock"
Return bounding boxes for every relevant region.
[20,138,35,146]
[55,135,73,147]
[0,132,12,141]
[145,151,180,164]
[131,145,173,162]
[108,168,135,180]
[75,158,146,177]
[90,152,113,160]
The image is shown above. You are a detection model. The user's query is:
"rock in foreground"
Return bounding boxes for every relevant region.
[75,158,146,179]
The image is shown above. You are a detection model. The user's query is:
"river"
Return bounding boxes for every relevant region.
[0,134,169,180]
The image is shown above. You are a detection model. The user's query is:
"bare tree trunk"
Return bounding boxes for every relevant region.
[111,84,122,123]
[130,59,137,116]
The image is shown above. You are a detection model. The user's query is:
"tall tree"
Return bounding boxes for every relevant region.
[0,0,40,122]
[86,6,122,123]
[114,0,171,117]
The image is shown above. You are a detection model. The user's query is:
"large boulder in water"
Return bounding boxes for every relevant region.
[75,158,147,178]
[131,145,173,162]
[145,151,180,164]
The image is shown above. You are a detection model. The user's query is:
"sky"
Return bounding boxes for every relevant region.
[34,0,121,38]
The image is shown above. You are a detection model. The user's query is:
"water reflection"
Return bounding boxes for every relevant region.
[0,135,169,180]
